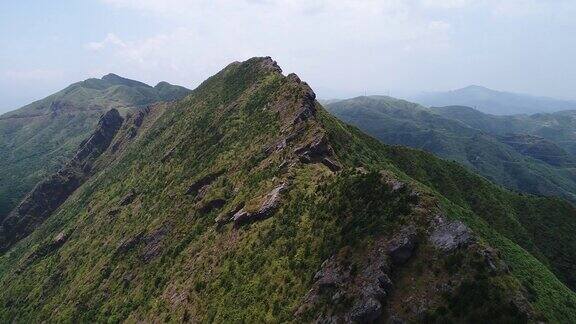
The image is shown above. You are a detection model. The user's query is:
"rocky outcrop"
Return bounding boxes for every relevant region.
[232,183,288,228]
[387,226,418,266]
[74,109,124,163]
[297,240,394,323]
[0,109,123,253]
[294,134,342,172]
[287,73,317,126]
[215,203,244,227]
[429,220,472,252]
[254,56,283,74]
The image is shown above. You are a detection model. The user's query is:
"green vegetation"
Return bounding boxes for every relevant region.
[0,74,190,219]
[434,105,576,156]
[0,58,574,322]
[327,96,576,203]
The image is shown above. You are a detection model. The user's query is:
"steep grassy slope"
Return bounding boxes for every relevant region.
[0,75,190,219]
[411,85,576,115]
[327,96,576,203]
[0,58,575,322]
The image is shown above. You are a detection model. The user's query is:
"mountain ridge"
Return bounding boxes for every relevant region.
[0,74,191,220]
[0,57,575,322]
[411,85,576,115]
[327,96,576,204]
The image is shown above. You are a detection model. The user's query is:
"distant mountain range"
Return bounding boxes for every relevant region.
[0,74,190,220]
[327,96,576,203]
[410,85,576,115]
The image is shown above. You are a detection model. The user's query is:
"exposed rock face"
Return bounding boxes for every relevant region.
[214,203,244,227]
[350,297,382,323]
[74,109,124,163]
[255,56,283,74]
[232,183,288,228]
[0,109,123,253]
[481,247,510,275]
[116,232,144,255]
[429,220,472,252]
[294,134,342,172]
[287,73,317,126]
[387,226,418,265]
[297,240,394,323]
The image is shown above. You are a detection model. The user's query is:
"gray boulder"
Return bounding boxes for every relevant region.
[430,220,472,252]
[387,226,418,265]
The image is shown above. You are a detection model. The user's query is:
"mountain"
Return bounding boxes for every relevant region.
[0,57,575,322]
[434,106,576,156]
[411,85,576,115]
[0,75,191,220]
[327,96,576,203]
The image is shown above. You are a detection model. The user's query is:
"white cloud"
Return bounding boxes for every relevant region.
[3,69,64,82]
[88,0,457,93]
[90,0,576,98]
[85,33,126,51]
[420,0,471,9]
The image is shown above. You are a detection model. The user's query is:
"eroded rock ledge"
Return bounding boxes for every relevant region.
[232,182,288,228]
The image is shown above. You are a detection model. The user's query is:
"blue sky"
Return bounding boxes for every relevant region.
[1,0,576,112]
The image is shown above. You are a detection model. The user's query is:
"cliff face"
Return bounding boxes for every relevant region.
[0,109,123,252]
[0,75,191,221]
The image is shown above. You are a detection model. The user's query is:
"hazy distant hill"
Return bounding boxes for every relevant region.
[0,74,190,219]
[1,57,576,322]
[434,106,576,156]
[327,96,576,203]
[411,85,576,115]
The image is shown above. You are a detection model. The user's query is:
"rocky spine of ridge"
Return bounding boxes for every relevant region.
[294,174,534,322]
[0,109,124,252]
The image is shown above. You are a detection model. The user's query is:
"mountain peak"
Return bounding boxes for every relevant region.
[101,73,151,88]
[459,85,491,91]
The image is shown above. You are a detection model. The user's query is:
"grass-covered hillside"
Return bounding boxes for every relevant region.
[0,74,190,219]
[434,105,576,156]
[0,58,575,322]
[327,96,576,203]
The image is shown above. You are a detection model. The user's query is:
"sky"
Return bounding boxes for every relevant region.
[1,0,576,113]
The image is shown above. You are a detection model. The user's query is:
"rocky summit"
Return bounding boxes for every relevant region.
[0,57,575,323]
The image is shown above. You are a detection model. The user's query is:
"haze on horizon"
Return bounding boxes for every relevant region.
[1,0,575,113]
